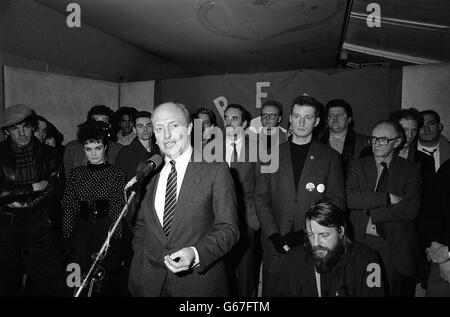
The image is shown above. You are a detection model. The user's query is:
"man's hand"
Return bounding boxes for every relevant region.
[269,233,289,254]
[389,193,403,205]
[439,261,450,283]
[32,180,48,192]
[283,230,305,248]
[163,247,195,273]
[429,243,449,264]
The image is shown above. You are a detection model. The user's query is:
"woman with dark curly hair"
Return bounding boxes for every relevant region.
[61,119,127,296]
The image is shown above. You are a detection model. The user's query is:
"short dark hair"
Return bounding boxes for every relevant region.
[225,104,252,129]
[87,105,114,122]
[261,99,283,118]
[420,110,441,124]
[133,111,152,125]
[194,107,217,126]
[77,119,110,146]
[326,99,353,118]
[33,115,49,126]
[114,107,138,124]
[291,95,322,117]
[45,122,64,145]
[389,108,423,129]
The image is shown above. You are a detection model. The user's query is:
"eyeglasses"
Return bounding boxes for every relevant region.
[261,113,279,120]
[368,136,400,146]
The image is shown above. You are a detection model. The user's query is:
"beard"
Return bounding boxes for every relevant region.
[310,240,346,274]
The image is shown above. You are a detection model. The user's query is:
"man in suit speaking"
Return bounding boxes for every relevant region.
[128,102,239,297]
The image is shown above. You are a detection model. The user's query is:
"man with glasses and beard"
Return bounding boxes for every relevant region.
[347,120,421,297]
[277,202,385,297]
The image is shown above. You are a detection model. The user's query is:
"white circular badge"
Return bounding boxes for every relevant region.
[306,182,315,192]
[317,184,325,193]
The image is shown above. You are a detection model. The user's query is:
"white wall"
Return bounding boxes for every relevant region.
[402,63,450,139]
[4,66,119,144]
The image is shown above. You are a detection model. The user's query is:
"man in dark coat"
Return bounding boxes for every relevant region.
[319,99,367,173]
[255,95,346,296]
[0,104,67,296]
[347,120,421,297]
[128,102,239,296]
[424,159,450,296]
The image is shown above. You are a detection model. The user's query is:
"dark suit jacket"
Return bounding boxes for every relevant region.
[346,155,421,276]
[423,159,450,247]
[255,140,346,241]
[128,153,239,297]
[227,135,259,231]
[319,128,368,173]
[114,138,160,181]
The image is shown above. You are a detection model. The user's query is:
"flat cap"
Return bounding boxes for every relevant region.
[0,104,33,128]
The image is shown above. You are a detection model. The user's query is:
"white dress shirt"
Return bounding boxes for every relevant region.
[154,146,199,264]
[366,159,391,236]
[418,142,440,172]
[225,135,244,166]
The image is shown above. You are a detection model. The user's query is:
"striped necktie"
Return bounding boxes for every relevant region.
[163,160,177,237]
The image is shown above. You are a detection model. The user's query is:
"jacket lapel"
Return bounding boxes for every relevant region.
[296,141,320,196]
[363,156,378,191]
[167,157,201,241]
[143,171,167,245]
[279,143,297,199]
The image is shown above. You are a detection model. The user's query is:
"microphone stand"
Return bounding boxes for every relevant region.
[74,189,137,297]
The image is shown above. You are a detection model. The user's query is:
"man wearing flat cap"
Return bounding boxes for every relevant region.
[0,104,67,296]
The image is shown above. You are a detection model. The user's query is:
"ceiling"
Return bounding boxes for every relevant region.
[35,0,450,76]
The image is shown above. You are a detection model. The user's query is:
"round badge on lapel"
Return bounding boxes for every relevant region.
[310,155,315,160]
[306,182,315,192]
[317,184,325,193]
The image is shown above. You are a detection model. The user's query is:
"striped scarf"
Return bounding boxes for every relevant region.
[12,143,38,184]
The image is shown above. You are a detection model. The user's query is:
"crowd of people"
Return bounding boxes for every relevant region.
[0,96,449,297]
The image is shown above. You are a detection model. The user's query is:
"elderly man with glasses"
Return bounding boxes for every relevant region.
[346,120,421,297]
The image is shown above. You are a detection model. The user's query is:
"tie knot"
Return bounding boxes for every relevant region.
[169,160,176,168]
[380,162,388,169]
[423,148,437,156]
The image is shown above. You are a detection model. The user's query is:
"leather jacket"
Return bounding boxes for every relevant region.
[0,138,63,213]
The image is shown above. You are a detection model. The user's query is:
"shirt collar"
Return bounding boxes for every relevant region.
[374,156,392,169]
[226,135,244,146]
[329,131,347,141]
[418,142,439,152]
[164,145,193,167]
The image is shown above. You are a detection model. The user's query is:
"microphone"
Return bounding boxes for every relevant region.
[125,154,163,190]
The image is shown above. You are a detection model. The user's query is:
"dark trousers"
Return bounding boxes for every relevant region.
[0,209,68,297]
[68,217,127,297]
[365,235,416,297]
[261,234,288,297]
[226,228,262,297]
